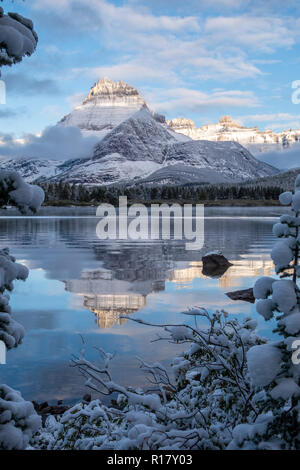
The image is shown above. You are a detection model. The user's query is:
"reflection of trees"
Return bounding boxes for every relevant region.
[0,213,275,282]
[0,211,277,331]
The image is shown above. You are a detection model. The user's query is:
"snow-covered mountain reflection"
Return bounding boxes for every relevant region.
[0,206,284,403]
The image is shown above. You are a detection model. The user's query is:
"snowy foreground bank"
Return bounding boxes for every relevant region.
[1,172,300,450]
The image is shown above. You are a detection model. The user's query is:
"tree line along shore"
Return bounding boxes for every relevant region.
[39,181,284,207]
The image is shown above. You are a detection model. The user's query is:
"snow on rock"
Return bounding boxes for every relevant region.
[167,115,300,156]
[204,250,222,256]
[0,78,278,186]
[0,9,38,69]
[59,77,147,139]
[52,108,278,186]
[0,384,41,450]
[0,158,62,183]
[247,344,282,387]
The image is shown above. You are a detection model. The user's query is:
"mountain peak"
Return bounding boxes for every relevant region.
[59,78,147,137]
[84,77,145,104]
[167,117,196,131]
[219,115,233,124]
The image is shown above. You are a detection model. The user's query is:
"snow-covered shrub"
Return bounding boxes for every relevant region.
[0,7,38,72]
[0,384,41,450]
[32,310,264,450]
[0,247,28,349]
[0,171,44,347]
[0,173,44,449]
[229,174,300,449]
[0,170,44,214]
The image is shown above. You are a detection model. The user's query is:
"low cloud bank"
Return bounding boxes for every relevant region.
[0,125,99,161]
[256,144,300,170]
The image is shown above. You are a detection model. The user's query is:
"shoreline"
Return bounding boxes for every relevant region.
[42,199,281,207]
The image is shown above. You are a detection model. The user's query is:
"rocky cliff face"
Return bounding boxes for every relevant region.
[167,116,300,154]
[58,77,147,138]
[49,108,278,185]
[0,79,281,186]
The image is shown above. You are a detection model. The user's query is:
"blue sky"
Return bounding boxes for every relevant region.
[2,0,300,137]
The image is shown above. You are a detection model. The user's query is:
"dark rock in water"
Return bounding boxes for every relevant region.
[202,252,232,278]
[82,393,91,404]
[226,288,255,304]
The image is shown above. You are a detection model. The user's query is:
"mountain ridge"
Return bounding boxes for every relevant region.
[43,108,279,186]
[0,78,280,186]
[167,115,300,155]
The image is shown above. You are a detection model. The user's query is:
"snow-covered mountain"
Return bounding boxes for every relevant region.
[0,79,279,186]
[58,77,148,139]
[0,157,61,183]
[167,115,300,155]
[46,108,278,185]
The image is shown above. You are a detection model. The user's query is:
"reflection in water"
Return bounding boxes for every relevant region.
[64,258,274,328]
[0,206,284,403]
[85,295,146,328]
[64,269,154,327]
[169,258,274,289]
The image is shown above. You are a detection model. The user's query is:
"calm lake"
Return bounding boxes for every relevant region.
[0,206,287,404]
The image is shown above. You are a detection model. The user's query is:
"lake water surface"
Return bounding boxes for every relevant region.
[0,206,287,404]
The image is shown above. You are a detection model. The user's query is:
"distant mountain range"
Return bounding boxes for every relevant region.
[168,115,300,156]
[0,78,279,186]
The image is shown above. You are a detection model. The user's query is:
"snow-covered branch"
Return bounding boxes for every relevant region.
[0,173,44,449]
[0,7,38,73]
[0,170,44,214]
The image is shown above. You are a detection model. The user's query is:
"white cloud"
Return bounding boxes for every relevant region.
[147,88,259,114]
[73,63,178,85]
[33,0,264,84]
[34,0,200,33]
[257,145,300,170]
[66,92,87,109]
[205,15,297,53]
[239,113,300,130]
[18,0,300,137]
[242,113,300,122]
[0,125,99,161]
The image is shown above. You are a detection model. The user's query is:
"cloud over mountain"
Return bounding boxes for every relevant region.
[0,125,99,161]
